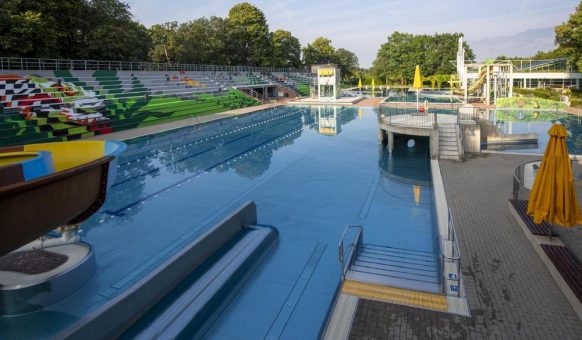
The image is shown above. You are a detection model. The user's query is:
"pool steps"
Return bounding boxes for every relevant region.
[346,244,441,293]
[58,201,278,339]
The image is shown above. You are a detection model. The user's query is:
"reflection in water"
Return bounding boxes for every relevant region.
[309,106,359,136]
[483,110,582,154]
[86,107,309,227]
[378,136,431,205]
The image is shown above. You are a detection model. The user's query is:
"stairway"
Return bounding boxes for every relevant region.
[346,243,441,293]
[438,123,461,160]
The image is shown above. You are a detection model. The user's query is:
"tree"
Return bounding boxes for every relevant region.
[371,32,474,85]
[268,30,301,68]
[81,0,151,61]
[302,37,335,65]
[555,1,582,70]
[333,48,359,79]
[226,2,270,66]
[0,0,151,61]
[0,0,87,58]
[148,22,179,63]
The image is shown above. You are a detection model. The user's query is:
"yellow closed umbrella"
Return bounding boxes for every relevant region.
[413,65,422,109]
[527,124,582,236]
[358,78,362,90]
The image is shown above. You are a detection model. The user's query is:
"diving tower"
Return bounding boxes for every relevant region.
[456,38,582,104]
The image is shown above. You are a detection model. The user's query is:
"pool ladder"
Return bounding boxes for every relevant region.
[338,225,363,281]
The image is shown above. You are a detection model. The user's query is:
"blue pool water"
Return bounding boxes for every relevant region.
[385,90,462,104]
[0,106,437,339]
[482,109,582,155]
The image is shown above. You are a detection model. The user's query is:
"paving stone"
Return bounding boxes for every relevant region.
[349,153,582,339]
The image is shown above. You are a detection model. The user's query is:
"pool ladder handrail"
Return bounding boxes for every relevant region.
[442,208,463,297]
[338,225,363,281]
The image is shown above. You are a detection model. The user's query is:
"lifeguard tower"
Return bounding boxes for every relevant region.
[311,64,340,100]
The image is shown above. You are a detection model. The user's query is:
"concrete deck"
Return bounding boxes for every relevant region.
[288,97,365,106]
[349,153,582,339]
[88,102,284,141]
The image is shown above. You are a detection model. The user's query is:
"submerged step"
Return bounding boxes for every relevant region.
[353,260,438,278]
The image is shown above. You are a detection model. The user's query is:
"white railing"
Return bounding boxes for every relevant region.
[0,56,310,74]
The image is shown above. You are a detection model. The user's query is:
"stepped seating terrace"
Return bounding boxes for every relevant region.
[0,69,259,146]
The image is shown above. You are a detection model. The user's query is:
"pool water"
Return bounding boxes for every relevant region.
[482,110,582,155]
[0,106,437,339]
[385,90,462,104]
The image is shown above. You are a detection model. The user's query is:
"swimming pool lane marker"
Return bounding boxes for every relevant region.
[112,114,302,187]
[358,171,381,219]
[105,126,304,217]
[115,108,309,169]
[265,243,327,339]
[116,109,301,168]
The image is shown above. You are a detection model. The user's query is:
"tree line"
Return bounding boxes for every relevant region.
[369,32,475,86]
[0,0,359,76]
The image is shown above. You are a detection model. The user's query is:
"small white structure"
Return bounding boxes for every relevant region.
[311,64,340,100]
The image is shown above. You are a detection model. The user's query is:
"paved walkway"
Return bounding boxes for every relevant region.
[88,102,283,141]
[355,97,384,107]
[349,153,582,339]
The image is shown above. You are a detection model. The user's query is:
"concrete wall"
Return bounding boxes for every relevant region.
[461,121,481,153]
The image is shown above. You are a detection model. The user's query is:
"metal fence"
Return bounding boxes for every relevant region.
[0,56,310,74]
[379,102,439,128]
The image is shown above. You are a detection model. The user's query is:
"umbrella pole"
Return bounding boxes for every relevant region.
[416,90,419,110]
[548,224,553,241]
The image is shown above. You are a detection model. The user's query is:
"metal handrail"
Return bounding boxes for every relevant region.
[338,225,363,280]
[442,208,462,297]
[0,56,310,74]
[512,160,543,200]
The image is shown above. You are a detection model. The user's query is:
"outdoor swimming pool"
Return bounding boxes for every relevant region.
[481,109,582,155]
[0,105,438,339]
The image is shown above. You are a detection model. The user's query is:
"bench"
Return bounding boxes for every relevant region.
[508,199,558,236]
[541,244,582,302]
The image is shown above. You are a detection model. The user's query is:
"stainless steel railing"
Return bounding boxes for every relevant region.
[442,208,463,297]
[338,225,363,281]
[0,56,309,74]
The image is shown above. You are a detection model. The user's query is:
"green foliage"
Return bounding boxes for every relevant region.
[302,37,335,65]
[268,30,301,68]
[227,2,270,66]
[555,1,582,71]
[302,37,359,80]
[333,48,359,79]
[0,0,150,61]
[148,22,179,63]
[371,32,474,85]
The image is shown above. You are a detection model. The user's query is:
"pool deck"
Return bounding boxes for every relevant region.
[349,153,582,339]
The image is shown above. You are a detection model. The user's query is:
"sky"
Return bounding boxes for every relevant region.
[124,0,579,68]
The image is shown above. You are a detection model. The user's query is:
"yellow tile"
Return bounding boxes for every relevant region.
[341,280,448,311]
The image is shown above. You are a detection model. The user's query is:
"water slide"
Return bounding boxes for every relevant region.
[467,66,492,94]
[0,140,126,256]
